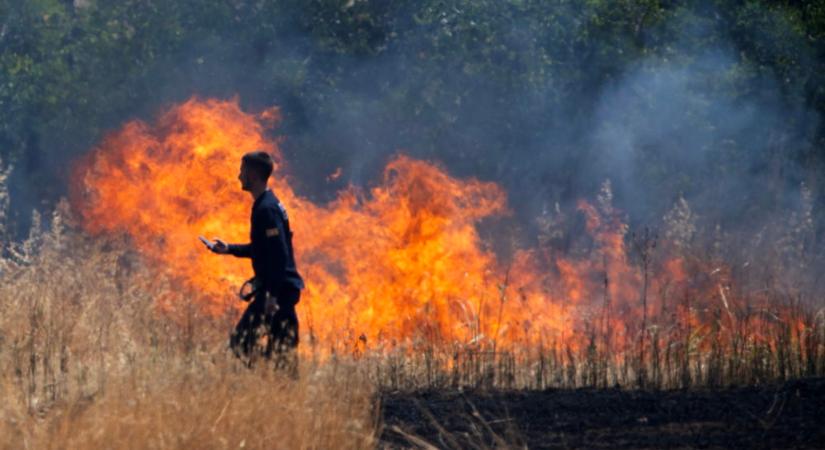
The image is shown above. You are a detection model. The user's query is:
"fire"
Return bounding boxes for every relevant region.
[71,98,578,352]
[71,97,811,360]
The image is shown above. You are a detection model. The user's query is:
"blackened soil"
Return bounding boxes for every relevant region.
[380,378,825,449]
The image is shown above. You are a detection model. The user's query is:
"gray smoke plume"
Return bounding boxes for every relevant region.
[2,1,821,256]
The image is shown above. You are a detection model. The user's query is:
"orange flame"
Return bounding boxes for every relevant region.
[71,97,811,359]
[72,98,580,352]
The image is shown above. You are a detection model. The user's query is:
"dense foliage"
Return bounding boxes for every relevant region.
[1,0,824,234]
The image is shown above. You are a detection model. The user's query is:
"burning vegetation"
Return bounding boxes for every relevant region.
[68,97,825,388]
[3,1,825,447]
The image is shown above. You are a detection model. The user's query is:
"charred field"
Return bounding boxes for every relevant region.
[380,378,825,449]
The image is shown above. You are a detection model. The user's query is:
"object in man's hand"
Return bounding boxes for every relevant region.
[238,277,260,302]
[198,235,215,250]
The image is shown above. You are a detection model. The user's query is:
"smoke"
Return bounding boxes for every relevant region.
[590,50,812,225]
[3,1,821,252]
[254,2,821,256]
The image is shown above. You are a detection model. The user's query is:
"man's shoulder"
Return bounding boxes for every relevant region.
[253,190,277,209]
[253,191,283,219]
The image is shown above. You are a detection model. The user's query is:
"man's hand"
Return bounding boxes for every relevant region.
[210,237,230,254]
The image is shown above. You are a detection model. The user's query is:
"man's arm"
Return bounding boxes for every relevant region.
[227,243,252,258]
[211,239,252,258]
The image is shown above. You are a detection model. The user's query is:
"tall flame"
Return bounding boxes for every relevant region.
[72,98,578,352]
[72,97,808,358]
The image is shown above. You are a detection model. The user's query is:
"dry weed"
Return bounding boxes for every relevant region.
[0,207,377,450]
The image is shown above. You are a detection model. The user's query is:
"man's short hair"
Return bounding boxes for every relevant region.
[242,151,274,180]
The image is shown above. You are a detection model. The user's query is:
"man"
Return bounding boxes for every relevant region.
[208,151,304,364]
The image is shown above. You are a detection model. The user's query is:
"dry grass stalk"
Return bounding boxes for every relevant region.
[0,207,376,450]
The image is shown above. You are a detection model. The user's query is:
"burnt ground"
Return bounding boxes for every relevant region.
[379,378,825,449]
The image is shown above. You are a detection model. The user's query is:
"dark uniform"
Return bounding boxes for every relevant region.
[227,189,304,360]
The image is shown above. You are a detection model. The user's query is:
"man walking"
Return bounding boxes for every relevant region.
[207,151,304,365]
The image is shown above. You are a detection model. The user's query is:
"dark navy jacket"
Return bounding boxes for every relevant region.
[228,190,304,294]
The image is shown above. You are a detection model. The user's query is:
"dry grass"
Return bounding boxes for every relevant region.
[0,205,377,450]
[1,364,376,450]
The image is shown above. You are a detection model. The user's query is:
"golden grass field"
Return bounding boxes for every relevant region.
[0,209,379,449]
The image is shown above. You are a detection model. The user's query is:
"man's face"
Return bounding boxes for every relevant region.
[238,162,253,191]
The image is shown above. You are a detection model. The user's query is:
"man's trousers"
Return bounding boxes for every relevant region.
[230,285,300,360]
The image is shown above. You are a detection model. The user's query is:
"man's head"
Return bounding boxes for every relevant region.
[239,151,274,192]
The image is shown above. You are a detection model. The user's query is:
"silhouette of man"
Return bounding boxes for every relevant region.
[208,151,304,365]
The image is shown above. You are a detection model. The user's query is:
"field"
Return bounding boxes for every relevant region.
[0,217,378,449]
[1,202,823,449]
[382,379,825,448]
[3,1,825,448]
